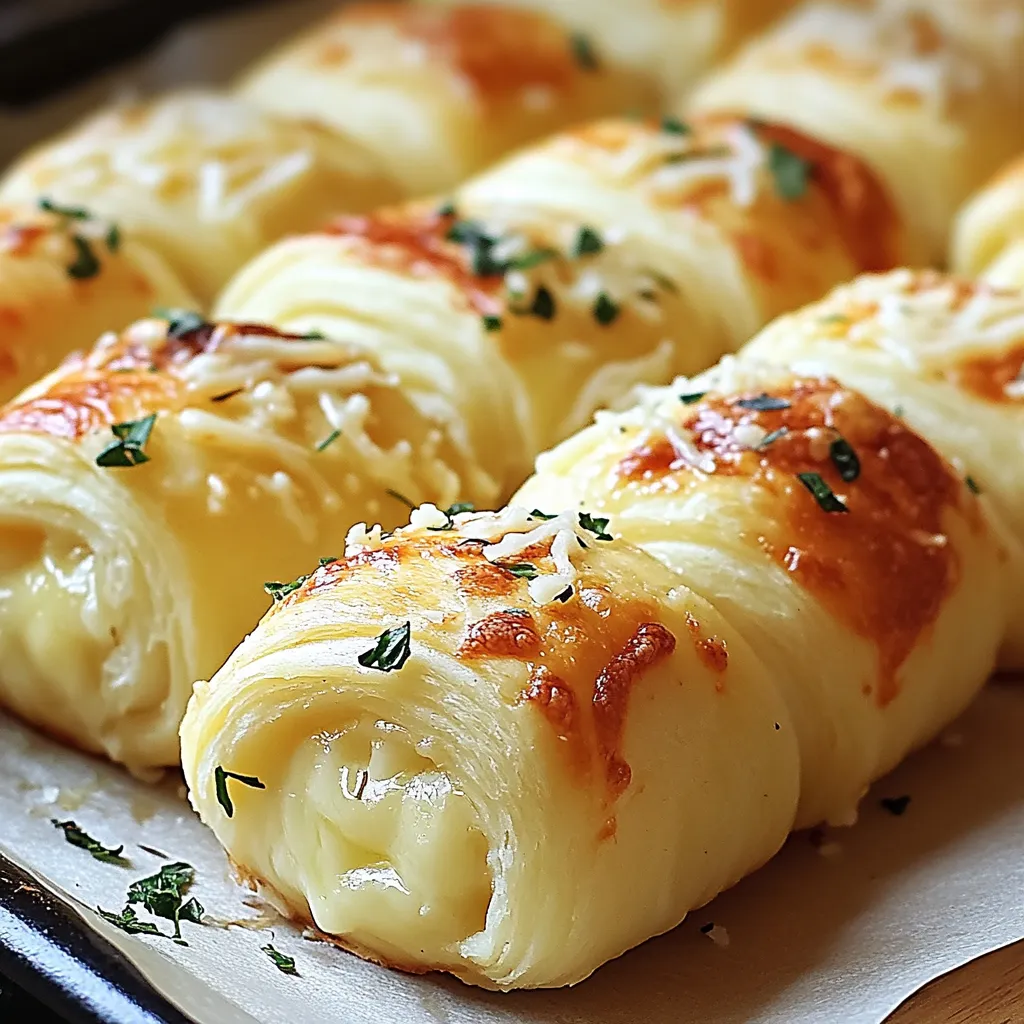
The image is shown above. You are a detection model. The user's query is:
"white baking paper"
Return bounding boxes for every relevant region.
[3,681,1024,1024]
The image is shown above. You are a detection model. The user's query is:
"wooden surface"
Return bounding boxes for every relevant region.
[887,939,1024,1023]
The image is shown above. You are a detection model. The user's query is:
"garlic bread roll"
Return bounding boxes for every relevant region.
[516,355,1006,828]
[418,0,797,100]
[951,154,1024,288]
[0,316,496,767]
[181,509,801,988]
[0,202,194,403]
[238,3,659,197]
[0,92,400,305]
[688,1,1024,265]
[739,269,1024,668]
[216,116,901,457]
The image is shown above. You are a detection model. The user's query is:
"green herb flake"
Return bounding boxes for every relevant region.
[105,224,121,253]
[797,472,848,513]
[38,196,91,220]
[829,436,860,482]
[303,330,326,340]
[263,572,311,602]
[768,142,811,201]
[67,235,101,280]
[578,511,612,540]
[571,226,604,258]
[155,308,206,338]
[736,393,791,412]
[315,428,341,452]
[263,943,299,975]
[126,862,203,942]
[497,562,539,580]
[214,767,266,818]
[530,509,557,520]
[358,622,412,672]
[508,248,558,271]
[755,426,789,451]
[98,905,163,937]
[428,501,476,531]
[527,285,556,321]
[51,819,128,865]
[482,314,502,332]
[660,116,691,136]
[593,292,619,326]
[95,413,156,469]
[569,31,599,70]
[966,475,981,495]
[679,391,706,405]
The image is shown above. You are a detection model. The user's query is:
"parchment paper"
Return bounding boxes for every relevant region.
[3,681,1024,1024]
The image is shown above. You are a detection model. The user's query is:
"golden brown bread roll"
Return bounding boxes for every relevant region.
[237,2,661,196]
[180,274,1010,985]
[0,115,901,770]
[687,0,1024,265]
[0,91,402,305]
[951,153,1024,288]
[0,201,194,404]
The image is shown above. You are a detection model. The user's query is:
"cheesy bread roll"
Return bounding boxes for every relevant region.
[237,3,659,197]
[515,356,1006,829]
[180,356,1004,987]
[0,315,500,768]
[739,269,1024,668]
[419,0,797,101]
[181,508,801,989]
[0,201,193,403]
[216,115,901,457]
[688,0,1024,265]
[0,91,400,305]
[951,154,1024,288]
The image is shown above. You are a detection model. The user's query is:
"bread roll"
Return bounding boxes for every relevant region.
[951,153,1024,288]
[739,269,1024,668]
[0,91,401,305]
[688,1,1024,265]
[180,336,1005,987]
[0,202,193,403]
[237,3,660,196]
[216,115,901,457]
[418,0,797,101]
[0,316,493,767]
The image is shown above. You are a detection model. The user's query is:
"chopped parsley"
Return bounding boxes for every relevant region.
[51,819,128,865]
[660,116,690,136]
[797,472,848,513]
[482,314,502,332]
[445,219,554,276]
[593,292,619,326]
[263,943,298,975]
[578,511,612,540]
[264,572,312,602]
[67,235,101,279]
[529,509,557,520]
[428,501,476,531]
[358,622,412,672]
[736,393,791,412]
[98,906,163,937]
[105,225,121,253]
[679,391,706,405]
[829,436,860,482]
[315,428,341,452]
[756,426,789,451]
[569,31,599,70]
[95,414,156,468]
[38,196,91,220]
[155,308,206,338]
[966,475,981,495]
[571,226,604,258]
[127,862,203,943]
[303,330,326,340]
[880,795,911,816]
[214,767,266,818]
[513,285,556,321]
[498,562,539,579]
[767,142,811,201]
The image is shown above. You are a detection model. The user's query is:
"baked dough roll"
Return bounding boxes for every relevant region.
[0,91,400,305]
[951,154,1024,288]
[0,201,194,403]
[418,0,797,101]
[216,115,901,458]
[0,315,501,768]
[738,269,1024,668]
[237,3,660,197]
[687,0,1024,265]
[181,508,802,988]
[514,356,1007,829]
[180,358,1005,986]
